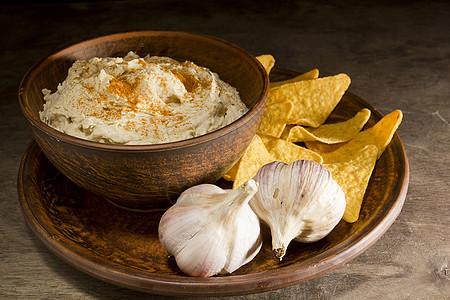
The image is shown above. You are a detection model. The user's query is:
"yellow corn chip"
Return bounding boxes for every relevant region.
[256,54,275,75]
[266,74,351,127]
[223,162,239,181]
[233,135,274,189]
[257,100,294,138]
[270,69,319,88]
[324,145,378,223]
[304,140,344,154]
[260,134,323,164]
[280,124,294,140]
[320,110,403,163]
[283,108,371,143]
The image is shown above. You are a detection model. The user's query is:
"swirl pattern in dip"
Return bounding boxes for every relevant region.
[39,52,248,145]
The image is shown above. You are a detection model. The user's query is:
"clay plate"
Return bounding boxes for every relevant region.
[17,68,409,297]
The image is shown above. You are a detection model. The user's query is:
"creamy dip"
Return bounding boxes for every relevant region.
[39,52,248,145]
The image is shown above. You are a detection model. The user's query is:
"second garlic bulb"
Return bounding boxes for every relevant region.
[158,180,262,277]
[250,160,346,260]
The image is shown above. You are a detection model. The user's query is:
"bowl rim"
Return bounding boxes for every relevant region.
[18,30,269,151]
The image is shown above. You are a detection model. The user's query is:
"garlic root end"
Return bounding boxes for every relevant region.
[274,247,286,261]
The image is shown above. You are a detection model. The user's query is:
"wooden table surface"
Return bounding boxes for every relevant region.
[1,1,449,299]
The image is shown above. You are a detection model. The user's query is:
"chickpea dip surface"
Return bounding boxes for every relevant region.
[39,52,248,145]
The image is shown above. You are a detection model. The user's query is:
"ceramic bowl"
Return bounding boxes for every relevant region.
[19,31,269,211]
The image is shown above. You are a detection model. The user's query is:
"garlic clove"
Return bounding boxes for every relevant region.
[250,160,346,260]
[158,204,211,264]
[158,180,262,277]
[172,216,230,277]
[175,183,226,206]
[221,203,263,274]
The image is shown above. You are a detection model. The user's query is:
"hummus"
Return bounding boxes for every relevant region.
[39,52,248,145]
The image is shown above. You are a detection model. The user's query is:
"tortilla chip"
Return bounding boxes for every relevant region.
[324,145,378,223]
[266,74,351,127]
[223,162,239,181]
[256,54,275,75]
[260,134,323,164]
[283,108,371,143]
[257,101,294,138]
[233,135,274,189]
[304,140,345,154]
[320,110,403,163]
[270,69,319,88]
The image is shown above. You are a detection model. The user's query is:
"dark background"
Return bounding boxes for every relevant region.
[1,1,449,299]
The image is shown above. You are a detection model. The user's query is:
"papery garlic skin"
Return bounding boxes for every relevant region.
[250,160,346,260]
[158,180,262,277]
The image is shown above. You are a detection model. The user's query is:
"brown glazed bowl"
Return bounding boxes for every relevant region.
[19,31,269,211]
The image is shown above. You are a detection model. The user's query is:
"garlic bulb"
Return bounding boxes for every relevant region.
[250,160,346,260]
[158,180,262,277]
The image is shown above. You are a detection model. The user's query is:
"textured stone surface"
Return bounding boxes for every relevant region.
[1,1,449,299]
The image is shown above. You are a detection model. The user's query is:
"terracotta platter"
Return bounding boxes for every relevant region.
[17,68,409,297]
